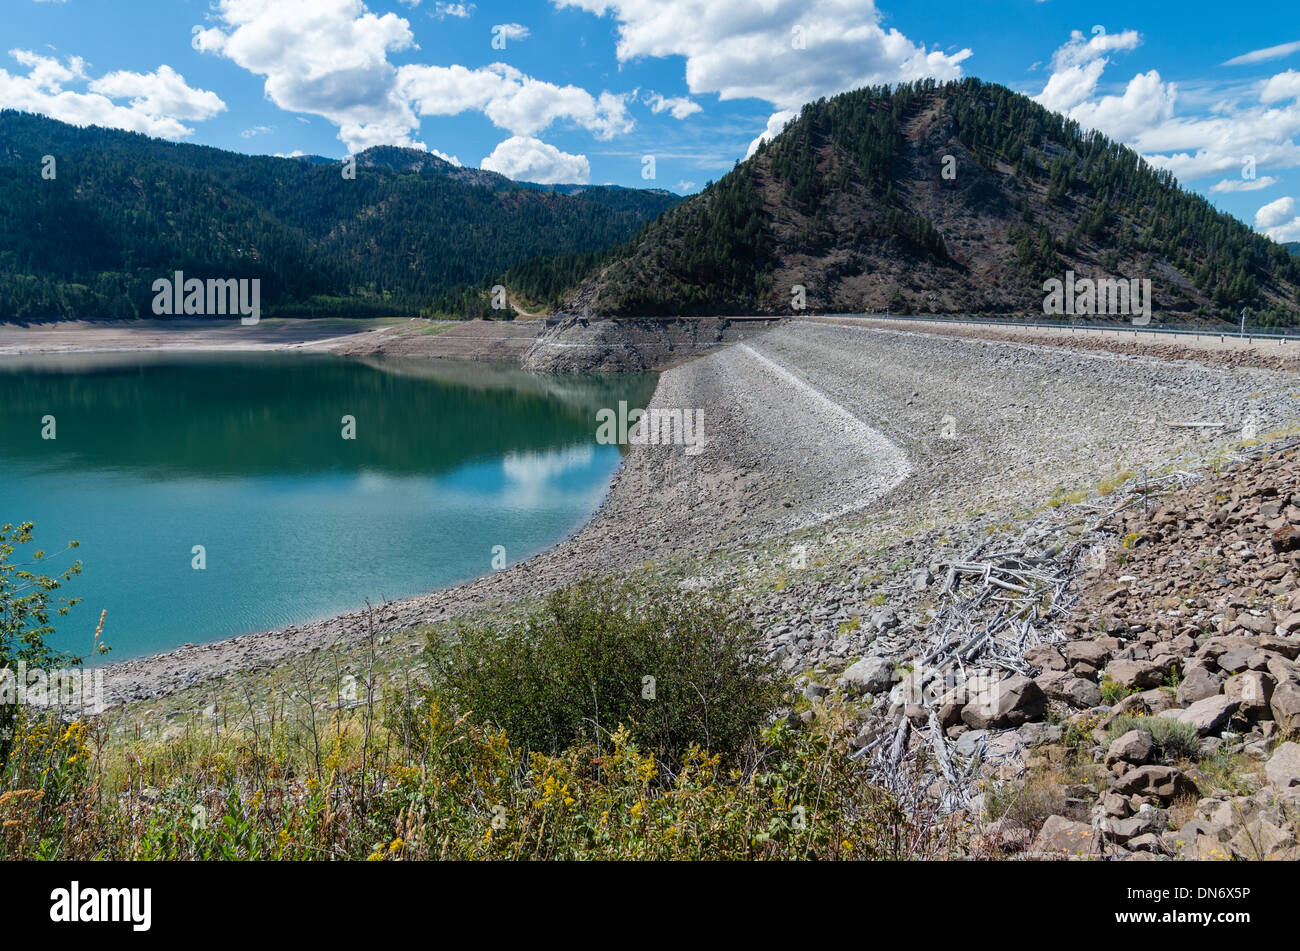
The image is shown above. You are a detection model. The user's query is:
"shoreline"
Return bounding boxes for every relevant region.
[3,317,1298,706]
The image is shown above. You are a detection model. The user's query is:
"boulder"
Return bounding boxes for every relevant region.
[1216,648,1255,674]
[1109,765,1191,803]
[1105,659,1166,690]
[1167,694,1241,735]
[1175,666,1223,706]
[1106,729,1154,769]
[1223,671,1275,720]
[840,656,894,695]
[1271,681,1300,732]
[1108,809,1167,844]
[1037,671,1101,708]
[1025,645,1067,671]
[1265,742,1300,789]
[961,675,1046,730]
[1064,640,1112,667]
[1032,815,1099,856]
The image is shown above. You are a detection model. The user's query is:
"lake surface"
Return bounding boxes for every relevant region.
[0,352,656,660]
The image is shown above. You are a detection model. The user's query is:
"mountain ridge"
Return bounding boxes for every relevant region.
[560,79,1300,327]
[0,110,680,320]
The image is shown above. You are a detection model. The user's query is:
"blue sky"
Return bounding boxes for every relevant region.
[4,1,1300,240]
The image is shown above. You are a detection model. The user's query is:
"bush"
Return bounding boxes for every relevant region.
[1106,714,1200,762]
[423,578,782,768]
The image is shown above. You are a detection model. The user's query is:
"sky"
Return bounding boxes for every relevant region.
[4,0,1300,241]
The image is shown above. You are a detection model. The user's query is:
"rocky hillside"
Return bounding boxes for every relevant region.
[820,440,1300,859]
[565,79,1300,327]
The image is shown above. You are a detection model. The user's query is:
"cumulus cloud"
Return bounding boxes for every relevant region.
[1256,196,1300,242]
[0,49,225,138]
[1033,26,1300,186]
[1262,70,1300,104]
[644,91,701,119]
[1033,27,1150,115]
[193,0,632,154]
[744,109,796,159]
[481,135,589,183]
[554,0,969,112]
[433,2,475,17]
[193,0,421,153]
[399,62,633,139]
[1256,195,1296,228]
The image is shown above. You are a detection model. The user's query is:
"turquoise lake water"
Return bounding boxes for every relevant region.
[0,351,656,659]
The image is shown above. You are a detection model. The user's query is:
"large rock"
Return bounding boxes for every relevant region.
[1216,648,1256,674]
[1025,645,1067,671]
[1108,809,1167,844]
[1106,729,1154,768]
[1105,659,1166,690]
[1266,742,1300,789]
[1110,765,1191,803]
[1063,640,1112,667]
[961,675,1046,730]
[1271,681,1300,732]
[840,656,894,695]
[1166,695,1240,735]
[1032,815,1099,856]
[1176,666,1223,706]
[1224,671,1275,720]
[1037,671,1102,708]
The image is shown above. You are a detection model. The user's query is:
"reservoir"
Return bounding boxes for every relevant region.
[0,351,656,659]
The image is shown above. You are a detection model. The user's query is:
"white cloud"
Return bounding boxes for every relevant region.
[399,62,633,139]
[1210,175,1278,193]
[1066,69,1177,141]
[240,124,274,138]
[193,0,422,153]
[1034,27,1300,186]
[433,1,475,17]
[492,23,531,42]
[553,0,970,112]
[1256,196,1300,242]
[644,91,700,119]
[1257,195,1295,228]
[744,109,796,159]
[1033,27,1152,116]
[0,49,225,138]
[88,65,226,121]
[1223,41,1300,67]
[194,0,633,153]
[481,135,589,183]
[1262,70,1300,104]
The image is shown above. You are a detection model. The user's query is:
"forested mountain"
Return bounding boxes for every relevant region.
[0,110,678,319]
[562,79,1300,326]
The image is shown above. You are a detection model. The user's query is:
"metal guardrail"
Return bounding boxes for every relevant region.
[811,313,1299,343]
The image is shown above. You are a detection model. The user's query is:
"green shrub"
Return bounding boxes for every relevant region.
[1106,714,1200,762]
[423,578,782,768]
